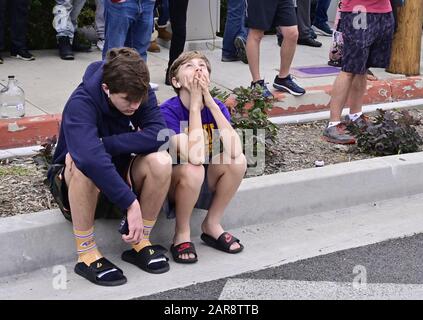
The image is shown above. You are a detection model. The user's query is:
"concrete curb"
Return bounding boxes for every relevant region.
[1,151,423,278]
[1,76,422,150]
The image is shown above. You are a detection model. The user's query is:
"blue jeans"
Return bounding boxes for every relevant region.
[156,0,169,27]
[222,0,248,59]
[103,0,156,61]
[313,0,331,27]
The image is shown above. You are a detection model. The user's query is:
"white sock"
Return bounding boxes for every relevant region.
[328,121,341,128]
[348,112,363,122]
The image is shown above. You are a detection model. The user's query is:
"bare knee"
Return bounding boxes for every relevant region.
[143,151,172,182]
[281,27,299,43]
[64,153,97,190]
[248,29,265,42]
[176,164,205,191]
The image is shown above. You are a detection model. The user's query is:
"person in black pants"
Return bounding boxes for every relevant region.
[165,0,189,85]
[0,0,34,63]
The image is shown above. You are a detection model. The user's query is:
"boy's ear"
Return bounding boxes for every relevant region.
[102,83,111,98]
[171,77,181,88]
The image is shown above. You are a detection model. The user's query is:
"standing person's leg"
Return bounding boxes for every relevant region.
[157,0,172,41]
[69,0,92,52]
[246,29,264,82]
[296,0,322,47]
[165,0,188,84]
[94,0,105,50]
[245,0,275,97]
[272,0,305,96]
[9,0,34,60]
[69,0,86,33]
[128,0,155,62]
[102,0,135,60]
[296,0,311,40]
[222,0,248,63]
[312,0,332,36]
[0,0,6,63]
[53,0,76,59]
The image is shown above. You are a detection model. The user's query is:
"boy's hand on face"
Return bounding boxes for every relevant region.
[185,74,203,111]
[199,73,215,109]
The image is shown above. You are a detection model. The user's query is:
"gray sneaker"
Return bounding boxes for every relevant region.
[322,124,356,144]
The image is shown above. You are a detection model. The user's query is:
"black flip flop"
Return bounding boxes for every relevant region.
[121,245,170,274]
[200,232,244,254]
[74,257,127,287]
[170,242,198,264]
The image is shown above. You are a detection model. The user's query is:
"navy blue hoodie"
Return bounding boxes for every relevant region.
[48,61,168,210]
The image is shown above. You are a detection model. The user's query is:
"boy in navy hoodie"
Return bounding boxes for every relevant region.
[48,47,172,286]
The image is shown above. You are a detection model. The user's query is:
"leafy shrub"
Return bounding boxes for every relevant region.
[346,109,423,156]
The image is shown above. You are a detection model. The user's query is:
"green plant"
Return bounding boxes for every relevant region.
[209,87,231,103]
[210,85,279,165]
[230,86,279,147]
[346,109,423,156]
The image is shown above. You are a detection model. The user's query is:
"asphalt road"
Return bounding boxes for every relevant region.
[137,232,423,300]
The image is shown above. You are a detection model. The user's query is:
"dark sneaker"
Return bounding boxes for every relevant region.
[234,36,248,64]
[0,55,3,64]
[250,79,274,99]
[322,123,356,144]
[10,49,35,61]
[310,28,318,39]
[221,55,240,62]
[58,36,74,60]
[312,23,333,37]
[297,37,322,47]
[273,75,306,96]
[72,32,92,52]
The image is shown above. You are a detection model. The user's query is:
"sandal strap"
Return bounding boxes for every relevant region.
[136,245,169,265]
[89,257,122,275]
[216,232,240,250]
[172,242,197,257]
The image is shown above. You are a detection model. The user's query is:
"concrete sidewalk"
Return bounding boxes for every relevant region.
[1,36,422,117]
[1,35,423,149]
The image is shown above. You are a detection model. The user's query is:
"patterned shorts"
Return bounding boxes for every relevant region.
[341,12,395,74]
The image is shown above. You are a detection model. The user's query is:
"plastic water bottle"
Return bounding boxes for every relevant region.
[0,76,25,118]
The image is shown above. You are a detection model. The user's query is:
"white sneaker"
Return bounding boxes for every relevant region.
[149,82,159,91]
[96,39,104,51]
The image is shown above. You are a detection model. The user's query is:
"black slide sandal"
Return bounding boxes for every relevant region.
[121,245,170,274]
[74,257,127,287]
[201,232,244,254]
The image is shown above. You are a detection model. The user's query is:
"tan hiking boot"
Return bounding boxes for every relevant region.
[148,40,161,53]
[157,26,172,41]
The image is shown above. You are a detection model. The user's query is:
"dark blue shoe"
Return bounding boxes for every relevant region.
[250,79,274,99]
[312,23,333,37]
[273,75,306,96]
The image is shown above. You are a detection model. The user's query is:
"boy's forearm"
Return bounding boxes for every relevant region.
[188,107,206,165]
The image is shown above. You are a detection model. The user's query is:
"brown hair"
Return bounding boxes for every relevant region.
[168,51,212,94]
[103,47,150,103]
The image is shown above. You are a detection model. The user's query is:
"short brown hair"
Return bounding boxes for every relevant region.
[168,51,212,94]
[103,47,150,102]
